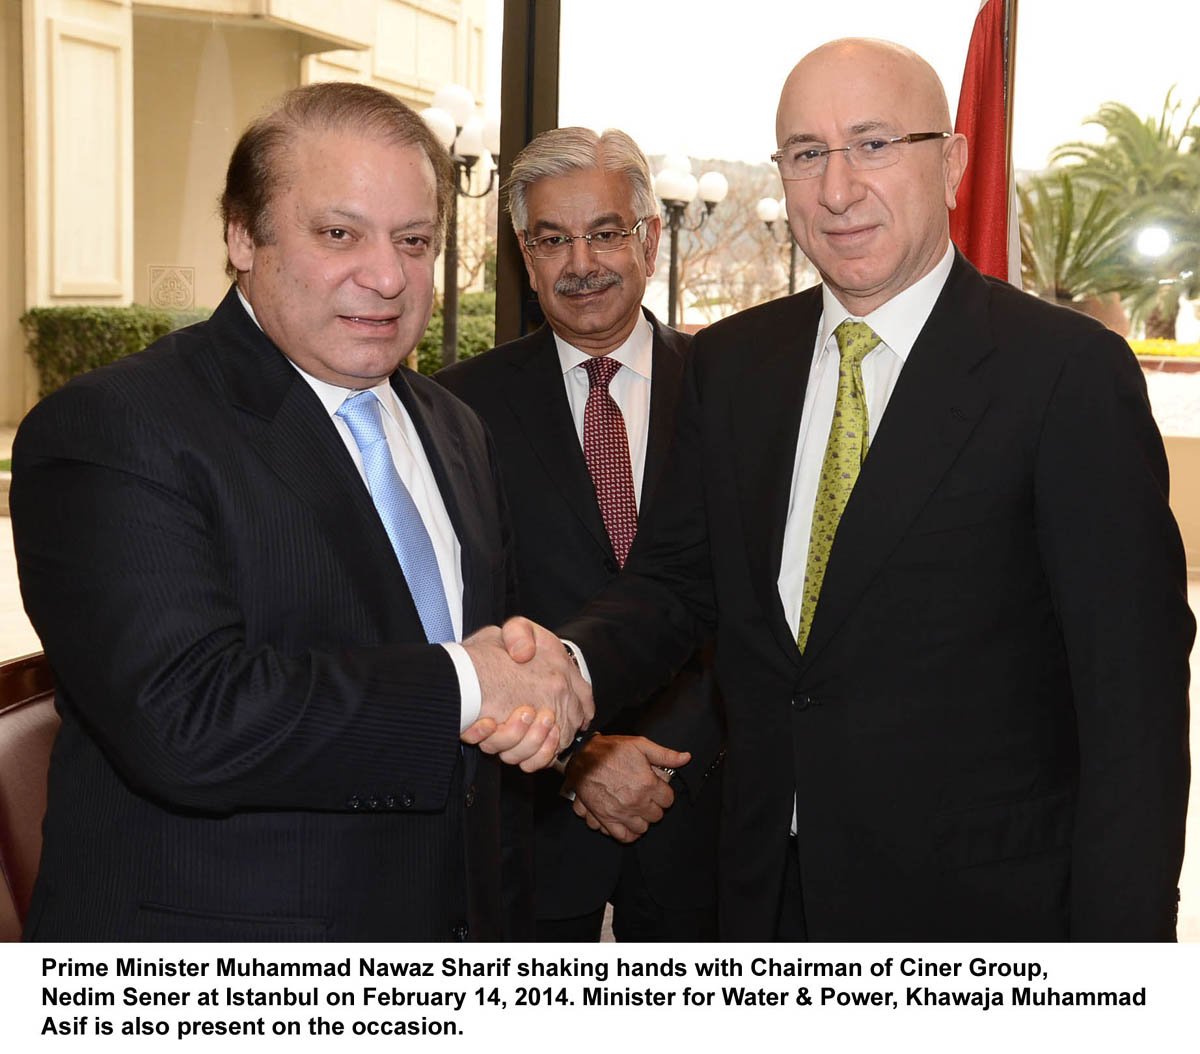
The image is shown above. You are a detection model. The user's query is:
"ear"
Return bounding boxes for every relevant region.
[640,214,663,278]
[226,221,256,273]
[943,133,969,210]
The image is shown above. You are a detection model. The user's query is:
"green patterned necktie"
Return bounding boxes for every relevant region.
[796,320,881,651]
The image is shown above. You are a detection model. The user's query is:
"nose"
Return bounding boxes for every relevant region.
[566,234,598,270]
[355,238,407,298]
[817,149,867,214]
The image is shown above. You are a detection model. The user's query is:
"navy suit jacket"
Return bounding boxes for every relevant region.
[560,255,1193,940]
[12,287,514,941]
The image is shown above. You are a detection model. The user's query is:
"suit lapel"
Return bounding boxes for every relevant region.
[391,371,490,635]
[208,288,426,638]
[641,312,686,505]
[500,325,614,559]
[730,290,823,668]
[802,255,996,665]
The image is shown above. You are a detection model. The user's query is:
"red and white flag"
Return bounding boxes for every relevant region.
[949,0,1021,286]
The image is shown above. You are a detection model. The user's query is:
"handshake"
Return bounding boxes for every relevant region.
[459,618,594,772]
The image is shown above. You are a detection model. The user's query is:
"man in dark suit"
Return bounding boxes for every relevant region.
[439,128,723,941]
[539,39,1193,940]
[10,83,589,942]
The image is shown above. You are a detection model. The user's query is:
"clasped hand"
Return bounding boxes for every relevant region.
[565,735,690,843]
[460,617,593,771]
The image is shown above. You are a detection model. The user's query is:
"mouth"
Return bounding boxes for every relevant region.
[564,287,612,303]
[822,224,880,247]
[339,314,400,328]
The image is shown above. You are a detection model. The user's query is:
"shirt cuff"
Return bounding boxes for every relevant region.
[442,642,481,732]
[560,638,593,685]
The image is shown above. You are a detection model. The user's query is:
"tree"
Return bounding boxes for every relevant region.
[652,158,817,322]
[1017,169,1129,303]
[1051,90,1200,338]
[454,182,500,293]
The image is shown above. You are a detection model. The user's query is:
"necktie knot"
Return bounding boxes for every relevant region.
[833,320,881,367]
[583,355,621,391]
[336,390,387,449]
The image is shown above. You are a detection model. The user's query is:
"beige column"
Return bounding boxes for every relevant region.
[1,0,30,426]
[7,0,133,424]
[23,0,134,308]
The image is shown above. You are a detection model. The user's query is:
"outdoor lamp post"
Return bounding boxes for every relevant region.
[756,196,800,295]
[420,85,502,367]
[655,160,728,327]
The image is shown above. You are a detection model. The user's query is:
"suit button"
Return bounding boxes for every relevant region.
[366,796,379,810]
[793,694,812,711]
[450,922,469,941]
[400,792,415,809]
[346,795,362,810]
[603,558,618,574]
[383,795,397,810]
[464,784,477,808]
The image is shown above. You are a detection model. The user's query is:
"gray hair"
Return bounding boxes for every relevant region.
[505,127,658,235]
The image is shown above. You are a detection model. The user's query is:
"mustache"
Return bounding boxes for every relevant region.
[554,270,622,296]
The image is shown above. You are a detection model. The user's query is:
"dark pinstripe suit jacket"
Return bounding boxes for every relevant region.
[11,287,514,941]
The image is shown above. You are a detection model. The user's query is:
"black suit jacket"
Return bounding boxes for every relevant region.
[560,255,1193,940]
[12,287,514,941]
[438,311,723,921]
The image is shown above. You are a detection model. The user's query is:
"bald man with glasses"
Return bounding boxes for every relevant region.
[540,39,1192,941]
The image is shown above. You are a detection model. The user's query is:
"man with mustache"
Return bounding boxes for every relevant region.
[439,128,724,941]
[539,40,1192,940]
[11,83,590,942]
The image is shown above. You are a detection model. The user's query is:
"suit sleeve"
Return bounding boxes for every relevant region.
[1034,331,1193,939]
[559,344,719,730]
[627,649,724,799]
[12,381,469,816]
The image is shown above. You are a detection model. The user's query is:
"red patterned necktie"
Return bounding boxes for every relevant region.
[582,356,638,566]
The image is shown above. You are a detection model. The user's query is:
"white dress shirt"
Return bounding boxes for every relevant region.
[235,290,482,729]
[777,243,956,634]
[553,311,654,506]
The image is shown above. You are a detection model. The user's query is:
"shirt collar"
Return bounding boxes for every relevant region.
[235,287,397,421]
[297,370,397,423]
[553,310,654,380]
[817,242,956,362]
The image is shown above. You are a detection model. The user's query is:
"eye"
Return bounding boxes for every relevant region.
[791,145,825,163]
[589,229,622,245]
[858,139,892,154]
[398,235,431,253]
[540,235,571,249]
[324,228,351,241]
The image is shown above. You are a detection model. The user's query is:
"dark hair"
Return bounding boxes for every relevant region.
[219,82,455,276]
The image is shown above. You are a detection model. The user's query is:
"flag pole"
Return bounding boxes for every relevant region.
[1004,0,1018,181]
[1004,0,1021,286]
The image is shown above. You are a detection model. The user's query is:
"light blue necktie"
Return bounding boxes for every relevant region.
[336,390,455,644]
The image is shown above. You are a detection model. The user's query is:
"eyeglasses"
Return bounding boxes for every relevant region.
[771,132,951,181]
[522,218,647,259]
